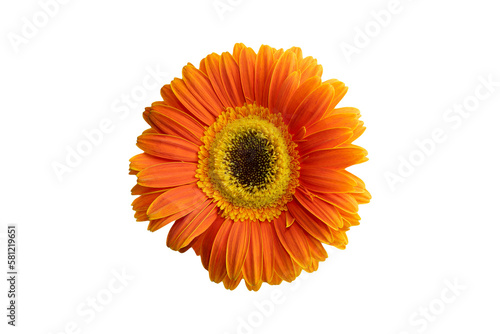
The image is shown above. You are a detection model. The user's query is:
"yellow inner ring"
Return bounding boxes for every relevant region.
[208,116,291,208]
[196,104,300,222]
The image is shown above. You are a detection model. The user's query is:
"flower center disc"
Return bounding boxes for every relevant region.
[196,104,300,222]
[225,128,275,189]
[210,116,290,208]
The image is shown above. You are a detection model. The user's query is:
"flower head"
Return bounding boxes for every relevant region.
[130,43,370,291]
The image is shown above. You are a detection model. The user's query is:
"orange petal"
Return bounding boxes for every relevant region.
[326,107,361,118]
[342,121,365,146]
[245,280,263,291]
[340,169,366,188]
[232,43,246,65]
[336,206,361,227]
[299,57,323,83]
[272,48,284,61]
[142,128,157,134]
[323,79,348,114]
[288,83,334,134]
[298,128,352,155]
[342,217,359,228]
[134,210,148,221]
[199,57,208,75]
[316,192,359,214]
[271,226,295,282]
[254,45,274,107]
[336,107,360,115]
[190,234,204,255]
[268,51,298,112]
[330,228,349,249]
[167,201,218,250]
[306,113,360,136]
[175,231,200,253]
[142,107,156,131]
[223,272,243,290]
[226,220,251,279]
[204,53,233,107]
[147,184,206,220]
[299,167,357,193]
[287,46,303,61]
[352,189,372,204]
[260,60,278,108]
[147,199,208,232]
[147,218,169,231]
[220,52,245,107]
[301,145,368,170]
[275,71,301,115]
[274,212,312,268]
[160,84,190,113]
[137,162,197,188]
[299,56,315,72]
[242,221,263,286]
[129,153,170,172]
[287,200,334,244]
[178,242,193,253]
[285,211,295,227]
[268,272,283,285]
[239,47,257,104]
[293,125,307,141]
[149,105,204,145]
[170,78,216,125]
[208,219,233,283]
[132,192,163,211]
[292,260,303,277]
[200,215,225,270]
[294,188,343,230]
[260,222,275,283]
[306,236,328,261]
[303,258,320,273]
[137,133,199,162]
[131,184,169,196]
[282,76,321,124]
[182,65,224,117]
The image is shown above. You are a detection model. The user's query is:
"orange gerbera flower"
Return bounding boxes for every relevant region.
[129,43,371,291]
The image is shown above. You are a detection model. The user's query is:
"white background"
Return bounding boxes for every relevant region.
[1,0,500,333]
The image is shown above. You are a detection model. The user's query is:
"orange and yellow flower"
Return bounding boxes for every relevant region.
[129,43,370,291]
